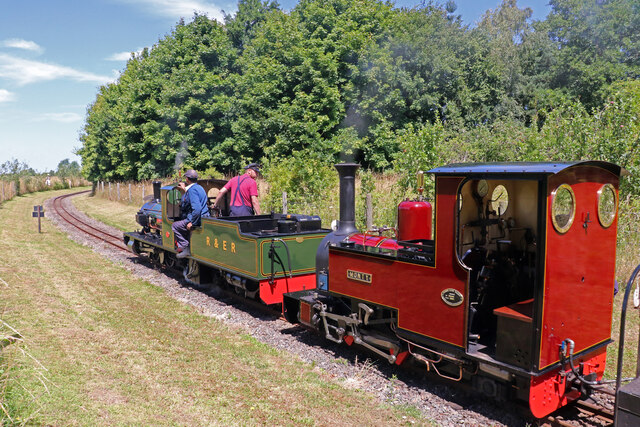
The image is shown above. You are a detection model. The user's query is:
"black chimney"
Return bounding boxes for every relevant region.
[315,163,360,289]
[335,163,359,235]
[153,181,162,202]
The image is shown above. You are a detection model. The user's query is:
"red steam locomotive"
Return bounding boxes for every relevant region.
[282,161,625,418]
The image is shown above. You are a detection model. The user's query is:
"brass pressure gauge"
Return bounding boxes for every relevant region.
[473,179,489,198]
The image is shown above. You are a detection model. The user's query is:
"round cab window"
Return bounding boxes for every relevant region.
[597,183,617,228]
[551,184,575,234]
[490,185,509,215]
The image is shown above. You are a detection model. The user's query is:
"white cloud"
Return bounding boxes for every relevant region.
[35,112,83,123]
[0,54,113,86]
[106,48,144,61]
[0,89,15,102]
[118,0,225,21]
[1,38,44,53]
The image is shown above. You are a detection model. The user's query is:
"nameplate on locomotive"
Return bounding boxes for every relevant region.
[441,288,463,307]
[347,269,372,284]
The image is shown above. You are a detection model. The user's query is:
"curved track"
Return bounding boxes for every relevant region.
[52,191,279,315]
[51,191,129,252]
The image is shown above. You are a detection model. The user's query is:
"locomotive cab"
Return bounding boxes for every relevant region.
[457,177,538,362]
[163,178,231,221]
[436,161,623,416]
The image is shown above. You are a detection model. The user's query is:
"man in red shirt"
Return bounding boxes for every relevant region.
[214,163,261,216]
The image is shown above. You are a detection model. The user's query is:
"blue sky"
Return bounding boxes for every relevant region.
[0,0,551,173]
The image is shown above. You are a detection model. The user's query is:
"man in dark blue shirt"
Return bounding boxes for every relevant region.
[173,169,209,258]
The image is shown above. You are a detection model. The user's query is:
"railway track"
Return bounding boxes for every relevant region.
[542,397,614,426]
[51,191,129,252]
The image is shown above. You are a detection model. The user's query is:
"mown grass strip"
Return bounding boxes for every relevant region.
[2,189,426,425]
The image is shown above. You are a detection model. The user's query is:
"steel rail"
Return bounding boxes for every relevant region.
[51,191,129,252]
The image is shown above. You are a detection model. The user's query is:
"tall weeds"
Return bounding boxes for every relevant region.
[0,176,89,204]
[0,318,49,425]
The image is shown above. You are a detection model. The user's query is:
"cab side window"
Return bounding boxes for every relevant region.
[551,184,575,234]
[166,188,182,220]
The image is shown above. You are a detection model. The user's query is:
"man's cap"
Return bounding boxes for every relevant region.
[185,169,198,180]
[245,163,261,174]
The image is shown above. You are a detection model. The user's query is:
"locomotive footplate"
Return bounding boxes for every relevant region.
[124,231,165,255]
[124,231,163,246]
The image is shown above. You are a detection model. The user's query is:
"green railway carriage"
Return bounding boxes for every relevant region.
[124,180,330,305]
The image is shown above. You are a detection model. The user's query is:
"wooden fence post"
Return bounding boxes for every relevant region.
[366,193,373,230]
[128,183,132,203]
[117,182,120,200]
[142,184,145,201]
[282,191,288,214]
[108,182,112,199]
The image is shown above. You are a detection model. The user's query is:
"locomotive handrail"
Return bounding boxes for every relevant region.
[615,262,640,397]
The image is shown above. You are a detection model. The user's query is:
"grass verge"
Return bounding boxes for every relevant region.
[72,190,138,232]
[2,189,425,425]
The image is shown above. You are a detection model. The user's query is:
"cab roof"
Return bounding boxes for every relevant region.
[428,161,627,177]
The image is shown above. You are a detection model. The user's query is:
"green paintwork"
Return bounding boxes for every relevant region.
[189,219,326,280]
[161,186,182,248]
[158,184,328,280]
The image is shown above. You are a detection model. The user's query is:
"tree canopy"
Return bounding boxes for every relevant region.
[78,0,640,195]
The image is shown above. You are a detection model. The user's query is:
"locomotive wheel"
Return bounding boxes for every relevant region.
[165,253,176,269]
[149,250,161,266]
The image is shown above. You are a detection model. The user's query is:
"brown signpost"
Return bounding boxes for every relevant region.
[32,205,44,233]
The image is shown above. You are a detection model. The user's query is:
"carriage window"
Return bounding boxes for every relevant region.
[490,185,509,215]
[551,184,575,234]
[597,183,617,228]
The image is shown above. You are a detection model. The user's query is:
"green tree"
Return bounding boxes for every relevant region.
[224,0,281,52]
[79,14,237,180]
[544,0,640,109]
[56,159,81,178]
[0,159,33,177]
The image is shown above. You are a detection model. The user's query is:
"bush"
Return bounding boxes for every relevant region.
[262,152,338,224]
